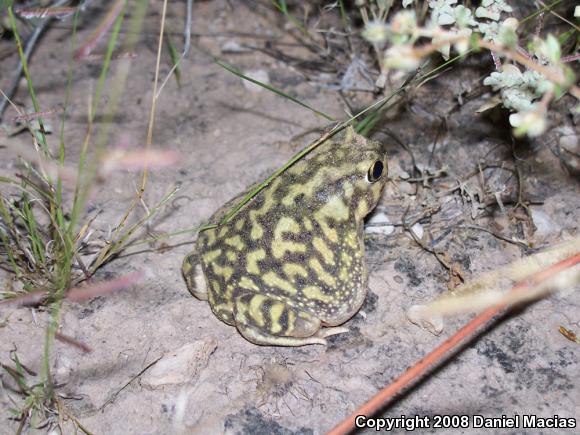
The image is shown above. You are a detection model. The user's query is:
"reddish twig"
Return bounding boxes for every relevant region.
[66,270,143,301]
[327,254,580,435]
[0,271,143,307]
[12,107,59,123]
[74,0,125,60]
[55,332,92,354]
[490,51,502,71]
[561,53,580,63]
[16,6,75,19]
[534,12,545,37]
[81,51,138,62]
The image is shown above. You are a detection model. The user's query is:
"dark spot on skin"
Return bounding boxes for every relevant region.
[261,300,274,328]
[278,307,289,332]
[295,277,307,287]
[316,189,328,202]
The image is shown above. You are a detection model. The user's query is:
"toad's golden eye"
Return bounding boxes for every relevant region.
[367,160,384,183]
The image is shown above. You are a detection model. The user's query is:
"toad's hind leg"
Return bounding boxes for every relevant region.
[233,292,349,346]
[182,251,208,301]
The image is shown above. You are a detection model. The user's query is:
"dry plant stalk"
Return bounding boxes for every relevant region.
[425,236,580,316]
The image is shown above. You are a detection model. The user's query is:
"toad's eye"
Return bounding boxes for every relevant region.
[367,160,384,183]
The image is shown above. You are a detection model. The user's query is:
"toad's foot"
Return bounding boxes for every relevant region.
[182,251,208,301]
[233,292,350,346]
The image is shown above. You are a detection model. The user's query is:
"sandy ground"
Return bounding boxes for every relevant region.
[0,1,579,434]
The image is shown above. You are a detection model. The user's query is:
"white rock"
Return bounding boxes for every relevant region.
[407,304,444,335]
[55,355,73,379]
[398,181,415,195]
[560,133,579,153]
[531,208,559,238]
[141,339,217,389]
[365,211,395,235]
[242,69,270,93]
[411,222,424,240]
[220,40,247,53]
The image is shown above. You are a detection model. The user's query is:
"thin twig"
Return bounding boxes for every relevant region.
[401,205,461,281]
[97,355,162,411]
[461,224,529,250]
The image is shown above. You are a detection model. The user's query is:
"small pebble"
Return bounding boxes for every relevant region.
[411,222,424,240]
[220,40,248,54]
[141,339,217,389]
[531,208,560,238]
[365,211,395,235]
[407,304,444,336]
[242,69,270,93]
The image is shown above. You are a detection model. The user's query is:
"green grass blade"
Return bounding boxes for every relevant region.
[270,0,309,36]
[21,196,46,266]
[0,196,23,278]
[164,30,181,87]
[121,223,218,249]
[214,57,335,121]
[7,6,50,158]
[338,0,348,29]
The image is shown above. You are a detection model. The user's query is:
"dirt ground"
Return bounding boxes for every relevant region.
[1,1,579,434]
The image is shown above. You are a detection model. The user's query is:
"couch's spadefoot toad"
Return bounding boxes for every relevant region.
[182,127,387,346]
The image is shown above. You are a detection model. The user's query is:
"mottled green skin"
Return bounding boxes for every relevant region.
[182,128,388,346]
